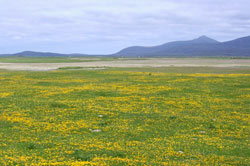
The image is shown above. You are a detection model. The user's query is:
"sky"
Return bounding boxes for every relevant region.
[0,0,250,54]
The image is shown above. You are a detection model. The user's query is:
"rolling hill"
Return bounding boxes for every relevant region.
[114,35,250,57]
[0,51,89,57]
[0,35,250,57]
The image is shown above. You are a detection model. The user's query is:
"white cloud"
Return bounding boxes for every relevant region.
[0,0,250,54]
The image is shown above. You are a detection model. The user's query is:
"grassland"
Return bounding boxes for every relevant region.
[1,57,250,71]
[0,56,147,63]
[0,66,249,165]
[110,66,250,74]
[0,56,108,63]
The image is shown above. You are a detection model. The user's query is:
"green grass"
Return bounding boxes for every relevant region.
[109,66,250,74]
[58,66,106,70]
[0,56,108,63]
[0,56,250,64]
[0,68,249,165]
[0,56,146,63]
[0,56,91,63]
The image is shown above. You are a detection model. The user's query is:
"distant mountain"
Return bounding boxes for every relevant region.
[187,35,219,44]
[0,35,250,57]
[0,51,88,57]
[114,35,250,57]
[13,51,66,57]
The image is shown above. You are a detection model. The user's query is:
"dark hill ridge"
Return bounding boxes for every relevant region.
[114,35,250,57]
[0,35,250,57]
[188,35,219,44]
[14,51,66,57]
[0,51,89,57]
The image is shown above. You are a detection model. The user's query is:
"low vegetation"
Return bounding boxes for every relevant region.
[0,68,249,165]
[0,56,146,63]
[0,56,90,63]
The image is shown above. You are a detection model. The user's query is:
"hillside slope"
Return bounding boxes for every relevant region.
[114,36,250,57]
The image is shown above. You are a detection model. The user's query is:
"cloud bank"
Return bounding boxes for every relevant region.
[0,0,250,54]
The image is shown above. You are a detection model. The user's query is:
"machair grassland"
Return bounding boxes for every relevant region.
[0,68,249,165]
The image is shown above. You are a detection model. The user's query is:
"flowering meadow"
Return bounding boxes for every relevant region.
[0,68,249,165]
